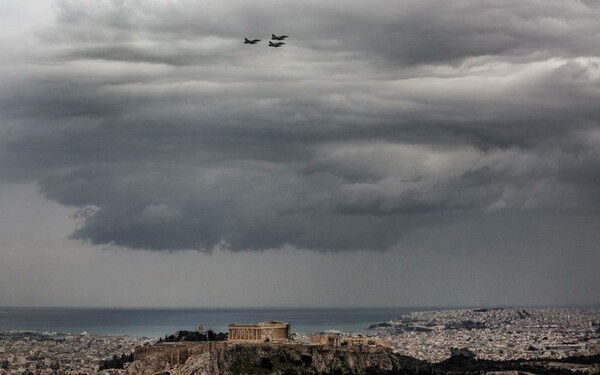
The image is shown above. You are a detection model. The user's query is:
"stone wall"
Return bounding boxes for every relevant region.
[133,344,190,365]
[133,342,228,366]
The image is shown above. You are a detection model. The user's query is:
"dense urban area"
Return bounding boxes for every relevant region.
[372,308,600,362]
[0,331,150,374]
[1,308,599,374]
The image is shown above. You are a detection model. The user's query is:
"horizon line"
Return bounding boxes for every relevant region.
[1,303,598,310]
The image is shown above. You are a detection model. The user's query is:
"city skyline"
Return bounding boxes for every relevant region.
[0,0,599,308]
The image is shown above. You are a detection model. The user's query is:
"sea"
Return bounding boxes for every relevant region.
[0,307,413,338]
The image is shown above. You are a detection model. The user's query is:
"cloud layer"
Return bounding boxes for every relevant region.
[1,0,599,252]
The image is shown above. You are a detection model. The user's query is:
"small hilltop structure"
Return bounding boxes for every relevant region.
[309,332,389,348]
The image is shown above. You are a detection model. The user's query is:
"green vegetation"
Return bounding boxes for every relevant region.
[99,352,134,370]
[429,354,598,375]
[157,329,227,343]
[228,346,317,375]
[553,354,600,364]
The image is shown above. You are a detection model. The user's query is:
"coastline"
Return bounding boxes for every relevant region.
[1,306,599,374]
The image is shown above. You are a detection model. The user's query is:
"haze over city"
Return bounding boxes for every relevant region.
[0,0,599,308]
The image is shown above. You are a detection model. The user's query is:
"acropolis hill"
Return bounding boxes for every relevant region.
[129,341,408,375]
[133,321,387,366]
[130,320,396,374]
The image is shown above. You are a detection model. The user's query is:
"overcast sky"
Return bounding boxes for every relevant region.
[0,0,598,308]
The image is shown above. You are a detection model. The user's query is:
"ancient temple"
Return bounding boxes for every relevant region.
[227,321,289,342]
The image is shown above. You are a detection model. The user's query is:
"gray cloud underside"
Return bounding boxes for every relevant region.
[1,0,599,251]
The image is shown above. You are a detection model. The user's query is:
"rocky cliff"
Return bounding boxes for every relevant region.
[127,343,427,375]
[126,343,600,375]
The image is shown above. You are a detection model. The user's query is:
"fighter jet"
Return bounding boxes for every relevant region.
[268,41,285,47]
[244,38,261,44]
[271,34,288,41]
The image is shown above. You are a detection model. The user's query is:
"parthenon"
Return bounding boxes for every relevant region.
[228,321,289,342]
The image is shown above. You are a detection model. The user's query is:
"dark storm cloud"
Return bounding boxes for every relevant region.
[48,0,600,65]
[38,162,423,251]
[1,0,599,251]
